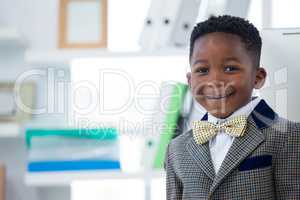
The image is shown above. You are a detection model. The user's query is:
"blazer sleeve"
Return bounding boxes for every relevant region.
[165,144,183,200]
[274,123,300,199]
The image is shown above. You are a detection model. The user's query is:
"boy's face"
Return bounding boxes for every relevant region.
[187,32,266,119]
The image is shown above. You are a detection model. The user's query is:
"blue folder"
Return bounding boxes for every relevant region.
[28,160,121,172]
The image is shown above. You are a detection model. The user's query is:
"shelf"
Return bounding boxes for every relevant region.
[25,169,166,187]
[24,48,188,66]
[0,28,27,48]
[25,49,109,66]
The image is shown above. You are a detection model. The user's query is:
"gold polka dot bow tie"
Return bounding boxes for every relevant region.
[192,115,248,145]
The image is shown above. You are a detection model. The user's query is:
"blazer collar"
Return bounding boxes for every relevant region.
[250,99,278,129]
[200,99,278,130]
[201,112,208,121]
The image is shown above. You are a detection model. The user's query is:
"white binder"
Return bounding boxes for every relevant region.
[205,0,227,17]
[139,0,204,50]
[155,0,183,49]
[139,0,251,50]
[224,0,250,18]
[139,0,164,50]
[205,0,250,18]
[171,0,202,48]
[260,28,300,121]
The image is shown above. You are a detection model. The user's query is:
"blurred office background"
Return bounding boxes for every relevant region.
[0,0,300,200]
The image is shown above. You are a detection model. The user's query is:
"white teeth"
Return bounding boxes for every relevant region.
[204,92,233,99]
[206,96,226,99]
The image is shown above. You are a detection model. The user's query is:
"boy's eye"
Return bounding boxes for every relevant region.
[224,66,238,72]
[194,67,209,75]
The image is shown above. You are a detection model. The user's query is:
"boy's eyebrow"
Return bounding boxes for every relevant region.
[192,59,208,66]
[224,57,241,62]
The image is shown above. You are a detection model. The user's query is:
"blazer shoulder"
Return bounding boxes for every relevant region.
[266,117,300,148]
[168,129,193,154]
[270,117,300,133]
[284,118,300,142]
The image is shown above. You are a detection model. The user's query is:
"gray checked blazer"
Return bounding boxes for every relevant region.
[165,100,300,200]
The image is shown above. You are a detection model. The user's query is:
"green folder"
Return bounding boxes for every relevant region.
[153,83,188,169]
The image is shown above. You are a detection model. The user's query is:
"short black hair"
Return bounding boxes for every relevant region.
[189,15,262,68]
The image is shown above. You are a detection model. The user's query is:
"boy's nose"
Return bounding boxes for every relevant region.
[209,70,225,86]
[206,81,226,94]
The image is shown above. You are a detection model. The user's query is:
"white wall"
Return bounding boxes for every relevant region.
[0,1,70,200]
[0,0,60,50]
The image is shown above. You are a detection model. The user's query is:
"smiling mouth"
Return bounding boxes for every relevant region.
[204,92,234,100]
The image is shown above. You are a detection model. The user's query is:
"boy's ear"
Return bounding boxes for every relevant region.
[186,72,191,88]
[254,67,267,89]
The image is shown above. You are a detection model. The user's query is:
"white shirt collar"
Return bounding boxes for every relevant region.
[208,96,261,124]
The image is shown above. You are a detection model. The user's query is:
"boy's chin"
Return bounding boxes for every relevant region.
[208,109,234,119]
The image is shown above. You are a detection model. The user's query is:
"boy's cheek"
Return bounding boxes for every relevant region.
[190,77,205,91]
[191,83,204,98]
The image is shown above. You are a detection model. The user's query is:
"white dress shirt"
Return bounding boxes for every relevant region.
[207,97,261,173]
[184,100,206,132]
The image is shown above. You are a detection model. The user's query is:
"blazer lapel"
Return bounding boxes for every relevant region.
[209,117,265,193]
[186,135,216,181]
[185,113,215,181]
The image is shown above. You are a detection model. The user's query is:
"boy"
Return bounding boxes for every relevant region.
[165,15,300,199]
